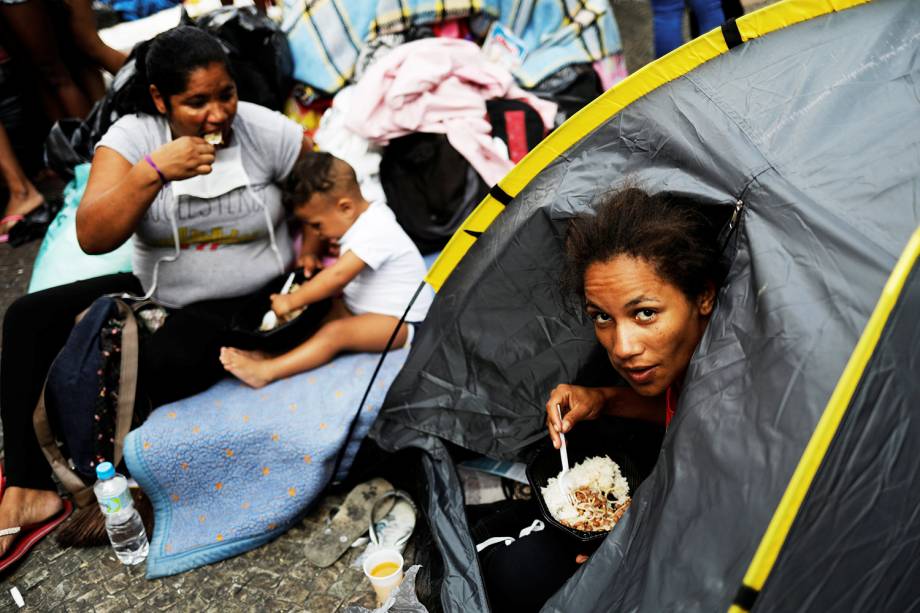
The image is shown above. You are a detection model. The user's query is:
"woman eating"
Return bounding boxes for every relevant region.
[480,186,727,611]
[0,26,311,569]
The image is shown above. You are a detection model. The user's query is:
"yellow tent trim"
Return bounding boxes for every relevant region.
[728,224,920,613]
[425,0,871,292]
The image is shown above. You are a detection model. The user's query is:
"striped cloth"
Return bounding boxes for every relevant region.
[283,0,621,94]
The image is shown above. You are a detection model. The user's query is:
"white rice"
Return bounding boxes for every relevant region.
[541,455,630,526]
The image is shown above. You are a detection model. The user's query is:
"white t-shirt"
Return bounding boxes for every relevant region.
[338,202,433,322]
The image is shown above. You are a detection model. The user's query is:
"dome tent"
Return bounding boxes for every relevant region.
[370,0,920,611]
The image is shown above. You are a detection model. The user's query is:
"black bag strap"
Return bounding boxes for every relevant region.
[32,297,141,508]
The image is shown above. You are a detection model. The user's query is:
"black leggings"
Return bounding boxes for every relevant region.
[1,273,248,490]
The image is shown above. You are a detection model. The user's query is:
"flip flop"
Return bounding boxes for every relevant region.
[0,214,24,243]
[303,478,395,568]
[0,498,74,574]
[353,490,418,570]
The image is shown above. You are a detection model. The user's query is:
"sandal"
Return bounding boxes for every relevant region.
[0,214,24,243]
[6,199,62,247]
[0,464,75,574]
[303,478,395,568]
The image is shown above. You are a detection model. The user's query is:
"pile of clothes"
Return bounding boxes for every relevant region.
[283,0,628,253]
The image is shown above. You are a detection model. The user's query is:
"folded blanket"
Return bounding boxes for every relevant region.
[124,348,408,578]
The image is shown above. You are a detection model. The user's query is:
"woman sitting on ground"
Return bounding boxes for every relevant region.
[0,26,311,568]
[479,186,726,612]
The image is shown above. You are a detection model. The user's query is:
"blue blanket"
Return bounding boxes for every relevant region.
[283,0,621,93]
[124,348,408,578]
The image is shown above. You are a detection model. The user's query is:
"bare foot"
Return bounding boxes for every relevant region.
[0,487,64,557]
[1,185,44,234]
[220,347,275,389]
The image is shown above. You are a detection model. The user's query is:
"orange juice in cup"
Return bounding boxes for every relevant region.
[363,549,404,606]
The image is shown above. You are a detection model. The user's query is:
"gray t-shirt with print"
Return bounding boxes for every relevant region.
[96,102,302,307]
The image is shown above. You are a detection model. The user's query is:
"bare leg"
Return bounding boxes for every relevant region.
[0,0,92,120]
[220,313,409,388]
[0,487,64,556]
[65,0,126,75]
[0,124,44,234]
[74,60,106,103]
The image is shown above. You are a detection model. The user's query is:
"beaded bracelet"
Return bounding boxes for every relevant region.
[144,154,168,184]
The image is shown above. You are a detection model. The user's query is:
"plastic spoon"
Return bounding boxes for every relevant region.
[260,272,296,331]
[555,404,575,505]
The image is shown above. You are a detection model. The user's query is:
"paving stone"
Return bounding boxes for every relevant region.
[273,577,312,605]
[303,592,341,613]
[243,567,282,591]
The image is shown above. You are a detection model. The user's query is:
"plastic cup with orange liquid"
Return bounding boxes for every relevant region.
[362,548,405,606]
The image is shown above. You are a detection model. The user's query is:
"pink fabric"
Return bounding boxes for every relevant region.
[346,38,557,186]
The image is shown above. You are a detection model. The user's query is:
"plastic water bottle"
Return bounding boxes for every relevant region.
[93,462,149,565]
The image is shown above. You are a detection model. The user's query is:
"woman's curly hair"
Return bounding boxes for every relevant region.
[562,186,727,305]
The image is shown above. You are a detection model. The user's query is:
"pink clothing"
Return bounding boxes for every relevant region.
[346,38,557,186]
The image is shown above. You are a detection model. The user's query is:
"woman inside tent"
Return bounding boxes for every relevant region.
[0,26,311,569]
[545,186,725,439]
[479,186,726,611]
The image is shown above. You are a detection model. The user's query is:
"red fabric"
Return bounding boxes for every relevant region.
[503,110,529,162]
[665,386,676,428]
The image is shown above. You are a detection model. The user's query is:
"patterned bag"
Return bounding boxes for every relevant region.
[32,296,155,507]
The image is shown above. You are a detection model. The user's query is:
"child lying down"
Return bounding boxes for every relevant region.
[219,152,432,388]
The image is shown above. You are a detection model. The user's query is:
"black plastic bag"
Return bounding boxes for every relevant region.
[380,133,488,255]
[185,7,293,111]
[44,51,143,179]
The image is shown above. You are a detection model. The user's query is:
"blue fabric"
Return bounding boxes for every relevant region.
[106,0,177,21]
[29,163,133,294]
[483,0,622,88]
[283,0,621,93]
[124,348,408,578]
[650,0,725,58]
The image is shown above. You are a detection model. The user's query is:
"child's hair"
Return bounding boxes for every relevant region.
[283,152,360,210]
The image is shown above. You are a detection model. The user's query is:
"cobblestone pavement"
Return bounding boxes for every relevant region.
[0,1,773,610]
[1,490,410,612]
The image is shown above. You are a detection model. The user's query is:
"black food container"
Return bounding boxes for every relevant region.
[526,420,644,542]
[226,270,332,353]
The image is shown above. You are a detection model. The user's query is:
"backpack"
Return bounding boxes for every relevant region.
[32,296,147,507]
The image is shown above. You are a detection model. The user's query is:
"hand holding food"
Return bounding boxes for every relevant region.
[270,292,295,318]
[545,384,608,449]
[147,136,216,182]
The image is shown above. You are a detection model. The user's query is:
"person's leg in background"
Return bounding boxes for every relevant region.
[64,0,125,76]
[0,0,92,120]
[0,123,43,236]
[0,273,142,555]
[650,0,687,58]
[688,0,725,34]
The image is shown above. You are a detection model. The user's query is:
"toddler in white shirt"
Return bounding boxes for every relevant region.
[220,152,432,387]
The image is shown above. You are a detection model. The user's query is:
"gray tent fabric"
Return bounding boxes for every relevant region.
[371,1,920,611]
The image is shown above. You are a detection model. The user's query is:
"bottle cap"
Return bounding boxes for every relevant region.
[96,462,115,480]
